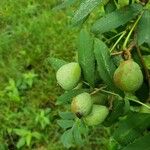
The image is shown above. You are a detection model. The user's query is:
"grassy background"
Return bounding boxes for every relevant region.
[0,0,108,149]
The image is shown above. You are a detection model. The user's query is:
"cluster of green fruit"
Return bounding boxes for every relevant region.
[56,62,109,126]
[56,59,145,125]
[71,92,109,126]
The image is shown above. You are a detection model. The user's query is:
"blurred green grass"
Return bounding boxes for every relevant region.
[0,0,77,148]
[0,1,109,149]
[0,0,77,103]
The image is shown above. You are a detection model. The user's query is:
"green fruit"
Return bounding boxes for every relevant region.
[71,92,93,117]
[140,103,150,113]
[113,60,143,92]
[118,0,129,8]
[91,92,107,105]
[84,105,109,126]
[56,62,81,90]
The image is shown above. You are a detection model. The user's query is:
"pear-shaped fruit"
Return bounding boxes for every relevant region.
[113,60,143,92]
[71,92,93,117]
[56,62,81,90]
[84,105,109,126]
[140,103,150,114]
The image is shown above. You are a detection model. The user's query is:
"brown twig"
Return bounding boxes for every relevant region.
[125,41,136,52]
[111,41,136,57]
[90,86,107,95]
[135,45,150,102]
[108,95,114,110]
[122,41,136,60]
[111,51,123,56]
[133,31,150,102]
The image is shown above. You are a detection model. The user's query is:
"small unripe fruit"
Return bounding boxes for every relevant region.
[140,103,150,113]
[56,62,81,90]
[84,105,109,126]
[113,60,143,92]
[91,92,107,105]
[71,92,93,117]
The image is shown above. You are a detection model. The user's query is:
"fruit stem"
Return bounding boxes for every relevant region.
[92,88,150,109]
[122,12,143,50]
[100,89,122,98]
[111,41,135,56]
[106,31,126,43]
[111,51,123,56]
[110,31,127,52]
[92,88,122,99]
[126,97,150,110]
[90,86,107,95]
[114,0,119,9]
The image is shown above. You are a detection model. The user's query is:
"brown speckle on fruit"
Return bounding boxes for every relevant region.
[71,92,93,117]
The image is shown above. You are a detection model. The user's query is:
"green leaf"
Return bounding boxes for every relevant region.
[122,133,150,150]
[60,129,74,148]
[13,128,28,136]
[91,4,143,34]
[32,132,41,140]
[72,0,109,26]
[0,144,7,150]
[137,10,150,46]
[17,137,26,149]
[56,89,89,105]
[53,0,76,11]
[94,39,117,90]
[5,78,20,102]
[47,57,67,71]
[143,55,150,70]
[77,29,95,87]
[57,120,74,129]
[72,121,84,146]
[113,112,150,146]
[115,128,141,146]
[59,111,75,120]
[107,138,120,150]
[26,134,32,146]
[105,0,116,14]
[78,120,89,137]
